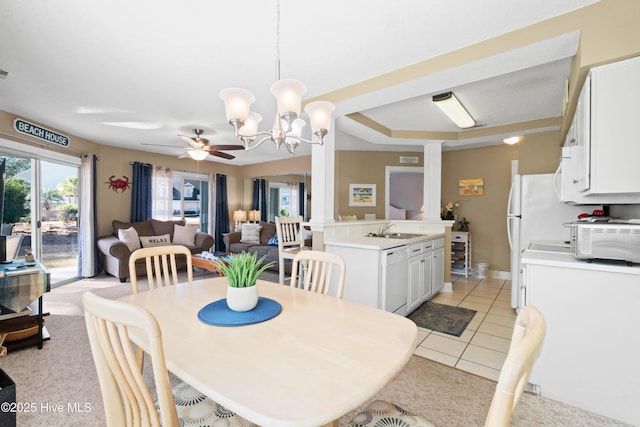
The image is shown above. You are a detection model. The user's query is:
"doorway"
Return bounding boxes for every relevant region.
[385,166,424,220]
[0,141,81,286]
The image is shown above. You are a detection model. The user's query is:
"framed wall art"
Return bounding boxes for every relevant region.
[349,184,376,207]
[459,178,484,196]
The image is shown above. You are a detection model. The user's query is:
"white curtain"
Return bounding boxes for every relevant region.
[79,155,97,277]
[152,166,173,220]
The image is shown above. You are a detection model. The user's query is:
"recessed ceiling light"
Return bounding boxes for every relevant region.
[503,136,521,145]
[102,121,162,130]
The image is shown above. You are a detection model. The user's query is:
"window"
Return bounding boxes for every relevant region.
[172,172,210,233]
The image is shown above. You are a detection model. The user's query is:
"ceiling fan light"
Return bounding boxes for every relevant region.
[187,149,209,161]
[305,101,335,134]
[432,92,475,129]
[219,87,255,122]
[238,112,263,138]
[270,78,306,117]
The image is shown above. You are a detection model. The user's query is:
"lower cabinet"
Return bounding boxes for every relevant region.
[432,238,445,294]
[407,243,432,313]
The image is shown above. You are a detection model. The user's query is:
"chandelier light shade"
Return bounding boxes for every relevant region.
[432,92,475,129]
[305,101,336,138]
[187,149,209,161]
[271,79,306,118]
[218,0,334,155]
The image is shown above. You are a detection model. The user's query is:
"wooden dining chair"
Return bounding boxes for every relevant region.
[128,245,193,294]
[347,305,546,427]
[275,215,305,285]
[82,291,253,427]
[338,214,357,221]
[290,250,346,299]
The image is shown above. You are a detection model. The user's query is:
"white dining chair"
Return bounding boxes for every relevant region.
[128,244,193,294]
[82,291,253,427]
[346,305,546,427]
[275,215,305,285]
[290,250,346,298]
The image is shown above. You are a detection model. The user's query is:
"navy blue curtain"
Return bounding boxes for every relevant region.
[252,179,260,210]
[130,162,152,222]
[259,179,267,222]
[214,174,229,252]
[298,182,305,219]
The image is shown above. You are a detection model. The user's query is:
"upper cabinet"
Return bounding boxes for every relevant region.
[559,56,640,204]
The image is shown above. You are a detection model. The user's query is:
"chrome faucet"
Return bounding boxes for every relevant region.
[379,223,394,234]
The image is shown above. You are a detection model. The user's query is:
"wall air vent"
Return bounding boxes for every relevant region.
[399,156,419,164]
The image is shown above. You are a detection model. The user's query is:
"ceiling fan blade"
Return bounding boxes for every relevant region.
[209,150,235,160]
[142,143,188,148]
[210,144,245,151]
[179,134,199,148]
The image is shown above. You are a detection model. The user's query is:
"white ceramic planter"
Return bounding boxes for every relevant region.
[226,285,259,312]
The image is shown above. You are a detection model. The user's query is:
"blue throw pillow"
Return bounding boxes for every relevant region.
[267,236,279,246]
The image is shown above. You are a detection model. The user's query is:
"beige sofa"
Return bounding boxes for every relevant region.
[97,219,214,282]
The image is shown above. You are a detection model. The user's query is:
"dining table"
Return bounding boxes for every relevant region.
[119,277,417,427]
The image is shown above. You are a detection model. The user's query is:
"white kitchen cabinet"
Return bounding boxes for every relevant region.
[560,56,640,203]
[407,242,432,313]
[432,238,444,294]
[450,232,471,277]
[521,250,640,425]
[325,234,445,317]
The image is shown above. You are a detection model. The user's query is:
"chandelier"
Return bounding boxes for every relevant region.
[219,0,335,155]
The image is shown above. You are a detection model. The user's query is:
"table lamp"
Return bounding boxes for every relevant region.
[233,210,247,232]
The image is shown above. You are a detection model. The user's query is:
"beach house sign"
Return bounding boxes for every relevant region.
[13,118,70,147]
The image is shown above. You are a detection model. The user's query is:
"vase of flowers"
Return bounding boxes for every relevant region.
[441,200,461,220]
[214,252,274,312]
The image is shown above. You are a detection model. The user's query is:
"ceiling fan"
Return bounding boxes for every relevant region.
[178,128,245,160]
[144,129,244,160]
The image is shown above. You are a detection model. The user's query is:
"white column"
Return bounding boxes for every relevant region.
[310,119,335,229]
[423,142,443,221]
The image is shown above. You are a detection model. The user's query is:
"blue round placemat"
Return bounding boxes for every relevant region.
[197,297,282,327]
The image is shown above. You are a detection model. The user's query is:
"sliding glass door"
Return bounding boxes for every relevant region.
[0,141,80,287]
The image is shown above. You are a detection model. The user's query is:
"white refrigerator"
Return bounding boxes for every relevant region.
[507,173,595,309]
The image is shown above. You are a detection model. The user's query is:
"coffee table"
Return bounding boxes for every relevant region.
[191,254,227,276]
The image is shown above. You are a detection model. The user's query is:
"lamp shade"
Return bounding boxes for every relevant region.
[304,101,335,133]
[233,210,247,222]
[248,210,260,222]
[219,88,255,122]
[238,112,263,138]
[270,79,306,116]
[188,149,209,161]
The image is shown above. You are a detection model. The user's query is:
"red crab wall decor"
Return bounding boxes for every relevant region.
[106,175,131,193]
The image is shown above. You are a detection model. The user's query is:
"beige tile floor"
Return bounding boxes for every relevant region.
[413,274,516,381]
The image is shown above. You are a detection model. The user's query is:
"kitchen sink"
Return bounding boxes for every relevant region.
[365,232,424,239]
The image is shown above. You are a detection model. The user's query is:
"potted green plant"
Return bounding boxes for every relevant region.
[214,252,274,312]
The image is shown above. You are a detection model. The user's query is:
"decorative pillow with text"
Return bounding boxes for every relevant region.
[139,234,171,248]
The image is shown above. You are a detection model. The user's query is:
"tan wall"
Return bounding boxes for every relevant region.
[335,151,424,220]
[440,131,560,273]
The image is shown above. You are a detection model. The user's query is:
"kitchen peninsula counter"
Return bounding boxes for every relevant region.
[324,232,445,251]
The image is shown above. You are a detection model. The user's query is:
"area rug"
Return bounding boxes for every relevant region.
[408,301,476,337]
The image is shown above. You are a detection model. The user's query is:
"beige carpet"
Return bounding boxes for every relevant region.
[0,272,629,427]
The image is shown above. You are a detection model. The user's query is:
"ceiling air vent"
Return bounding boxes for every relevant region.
[399,156,418,164]
[0,69,8,79]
